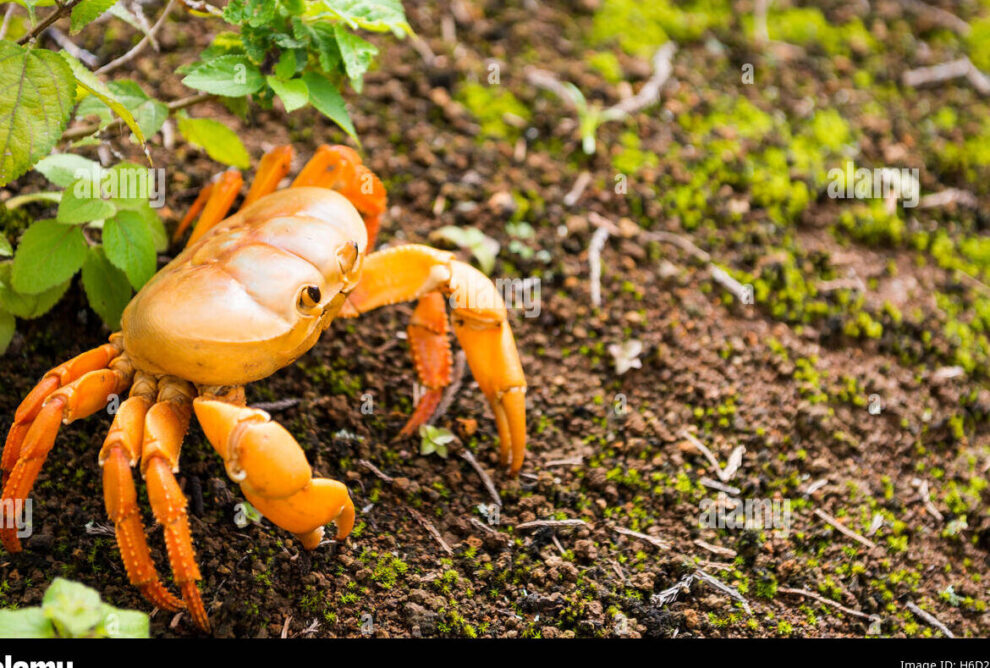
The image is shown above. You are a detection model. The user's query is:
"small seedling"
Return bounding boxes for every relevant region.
[419,425,456,459]
[0,577,149,638]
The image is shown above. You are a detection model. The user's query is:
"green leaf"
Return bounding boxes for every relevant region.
[61,52,146,148]
[266,75,309,113]
[273,49,298,80]
[104,211,156,290]
[11,219,88,294]
[0,264,71,319]
[0,607,56,638]
[75,80,167,139]
[0,233,12,257]
[97,604,149,638]
[57,177,117,224]
[34,153,101,188]
[430,225,500,274]
[71,0,118,33]
[43,577,104,638]
[176,113,251,168]
[0,309,14,355]
[419,425,454,458]
[81,247,131,329]
[305,0,411,37]
[0,42,76,187]
[302,72,356,139]
[181,55,264,97]
[334,25,377,92]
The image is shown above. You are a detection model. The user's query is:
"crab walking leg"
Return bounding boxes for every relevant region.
[291,144,387,248]
[193,398,355,551]
[183,170,244,247]
[399,291,453,436]
[342,244,528,473]
[241,145,295,208]
[99,374,184,613]
[1,355,134,551]
[139,377,209,632]
[3,338,123,485]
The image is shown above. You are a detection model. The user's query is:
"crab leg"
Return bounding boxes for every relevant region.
[242,145,295,208]
[399,292,453,437]
[1,354,134,551]
[180,170,244,247]
[342,244,528,473]
[193,398,355,550]
[3,338,122,486]
[140,377,209,632]
[100,374,184,614]
[291,144,387,248]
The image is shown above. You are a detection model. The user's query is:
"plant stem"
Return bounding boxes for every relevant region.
[4,192,62,210]
[61,92,214,141]
[16,0,84,45]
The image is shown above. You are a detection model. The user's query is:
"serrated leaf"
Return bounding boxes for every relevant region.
[81,246,131,328]
[34,153,101,188]
[0,42,76,187]
[0,264,71,319]
[11,219,88,294]
[305,0,411,37]
[43,577,104,638]
[267,75,308,113]
[0,309,14,355]
[71,0,118,33]
[181,55,264,97]
[61,52,147,149]
[104,210,156,290]
[0,607,56,638]
[75,80,167,139]
[57,177,117,223]
[302,72,356,139]
[176,114,251,168]
[97,605,149,638]
[334,25,377,93]
[273,50,297,80]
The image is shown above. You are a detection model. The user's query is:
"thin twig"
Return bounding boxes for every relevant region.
[17,0,84,45]
[545,456,583,467]
[814,509,878,549]
[905,601,955,638]
[695,569,752,615]
[681,431,745,483]
[919,188,978,209]
[699,477,741,495]
[516,519,588,530]
[359,459,394,484]
[250,398,301,412]
[693,539,736,559]
[429,350,466,424]
[612,525,670,550]
[606,43,676,117]
[179,0,224,18]
[62,92,213,141]
[406,506,454,555]
[903,57,990,96]
[912,478,944,522]
[588,224,610,309]
[779,588,880,621]
[98,0,177,74]
[563,171,591,207]
[896,0,970,36]
[0,3,17,41]
[460,449,501,508]
[46,26,99,67]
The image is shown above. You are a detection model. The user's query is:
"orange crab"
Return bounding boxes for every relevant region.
[0,145,527,632]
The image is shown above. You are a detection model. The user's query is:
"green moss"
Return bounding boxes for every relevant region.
[612,131,658,175]
[746,8,877,56]
[967,16,990,72]
[591,0,731,57]
[587,51,624,83]
[456,82,530,141]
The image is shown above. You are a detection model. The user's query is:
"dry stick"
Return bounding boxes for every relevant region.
[46,26,99,67]
[588,224,610,309]
[358,459,394,484]
[903,57,990,96]
[681,431,745,483]
[61,92,212,141]
[516,519,588,530]
[97,0,177,75]
[919,188,978,209]
[0,3,16,41]
[753,0,770,45]
[913,478,944,522]
[611,525,670,550]
[460,449,501,508]
[280,616,291,639]
[693,539,736,558]
[563,171,591,207]
[905,602,955,638]
[779,588,879,621]
[606,42,676,116]
[179,0,224,18]
[545,456,583,467]
[406,506,454,555]
[896,0,970,36]
[813,509,878,550]
[250,397,301,412]
[695,569,752,615]
[429,351,466,425]
[17,0,84,45]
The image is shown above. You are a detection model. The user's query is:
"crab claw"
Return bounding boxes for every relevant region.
[193,398,355,549]
[447,261,528,474]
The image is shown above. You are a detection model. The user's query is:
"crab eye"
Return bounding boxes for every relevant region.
[298,285,322,311]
